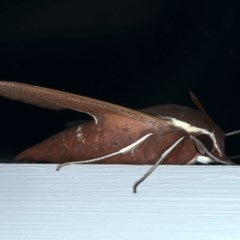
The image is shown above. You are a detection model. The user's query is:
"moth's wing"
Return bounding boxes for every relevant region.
[0,81,158,125]
[65,120,89,129]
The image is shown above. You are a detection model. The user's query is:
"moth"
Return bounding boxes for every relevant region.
[0,81,237,192]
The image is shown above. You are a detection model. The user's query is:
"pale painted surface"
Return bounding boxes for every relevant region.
[0,164,240,240]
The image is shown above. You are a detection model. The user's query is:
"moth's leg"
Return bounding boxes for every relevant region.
[133,136,185,193]
[56,133,153,171]
[186,157,198,165]
[186,155,215,165]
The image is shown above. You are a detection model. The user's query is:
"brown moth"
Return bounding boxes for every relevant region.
[0,81,236,192]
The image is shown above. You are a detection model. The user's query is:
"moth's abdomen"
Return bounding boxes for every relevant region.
[14,120,157,164]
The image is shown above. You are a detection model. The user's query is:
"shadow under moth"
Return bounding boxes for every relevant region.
[0,81,238,192]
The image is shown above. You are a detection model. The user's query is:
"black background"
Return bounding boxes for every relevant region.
[0,0,240,162]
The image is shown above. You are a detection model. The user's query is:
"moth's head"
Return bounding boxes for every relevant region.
[188,92,233,165]
[189,126,231,164]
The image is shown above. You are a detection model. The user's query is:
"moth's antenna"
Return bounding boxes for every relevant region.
[227,155,240,160]
[225,130,240,160]
[189,91,214,130]
[225,130,240,137]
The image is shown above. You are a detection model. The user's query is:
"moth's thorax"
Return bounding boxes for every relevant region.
[161,116,222,155]
[141,104,227,161]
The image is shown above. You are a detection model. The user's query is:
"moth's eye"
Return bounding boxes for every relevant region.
[196,134,213,152]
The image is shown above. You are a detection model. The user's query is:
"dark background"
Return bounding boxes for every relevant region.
[0,0,240,162]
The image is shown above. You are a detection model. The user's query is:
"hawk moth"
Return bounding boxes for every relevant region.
[0,81,236,192]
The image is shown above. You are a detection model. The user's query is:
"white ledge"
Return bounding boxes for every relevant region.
[0,164,240,240]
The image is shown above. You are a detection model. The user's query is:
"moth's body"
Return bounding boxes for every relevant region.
[15,105,228,165]
[0,81,232,167]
